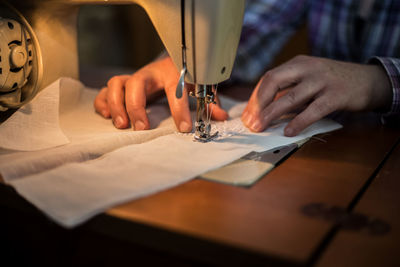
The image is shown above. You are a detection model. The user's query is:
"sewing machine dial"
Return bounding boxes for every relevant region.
[0,18,33,111]
[0,2,42,113]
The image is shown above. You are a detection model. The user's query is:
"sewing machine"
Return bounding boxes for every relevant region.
[1,1,399,265]
[0,0,245,141]
[0,0,300,187]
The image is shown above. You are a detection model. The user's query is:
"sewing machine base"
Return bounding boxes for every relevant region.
[200,143,299,186]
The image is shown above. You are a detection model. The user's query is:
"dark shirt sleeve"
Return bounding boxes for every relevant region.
[370,57,400,116]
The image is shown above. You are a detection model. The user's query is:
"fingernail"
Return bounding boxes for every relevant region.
[134,120,146,131]
[245,114,253,126]
[251,120,261,131]
[114,116,124,128]
[101,110,109,118]
[285,127,294,136]
[179,121,191,132]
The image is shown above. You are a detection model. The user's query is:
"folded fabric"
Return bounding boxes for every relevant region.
[0,77,342,228]
[0,78,176,180]
[0,79,70,151]
[10,116,341,228]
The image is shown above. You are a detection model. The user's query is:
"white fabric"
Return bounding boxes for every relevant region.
[10,117,340,228]
[0,78,175,180]
[0,78,342,228]
[0,79,69,151]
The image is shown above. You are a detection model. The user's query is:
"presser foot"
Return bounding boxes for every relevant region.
[194,131,219,143]
[192,84,219,143]
[194,120,218,143]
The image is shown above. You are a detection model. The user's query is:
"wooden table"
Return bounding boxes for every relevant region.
[96,112,399,266]
[1,85,399,266]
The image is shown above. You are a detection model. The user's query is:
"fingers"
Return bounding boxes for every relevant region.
[248,79,321,132]
[210,103,229,121]
[242,60,305,131]
[106,75,131,129]
[97,54,231,133]
[165,83,192,132]
[210,94,228,121]
[245,60,304,114]
[284,95,336,136]
[152,57,193,132]
[125,74,151,131]
[94,87,111,118]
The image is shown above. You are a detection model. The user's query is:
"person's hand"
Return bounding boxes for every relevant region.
[94,56,228,132]
[241,55,392,136]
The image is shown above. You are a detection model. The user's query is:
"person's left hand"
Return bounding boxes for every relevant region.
[94,56,228,132]
[241,55,392,136]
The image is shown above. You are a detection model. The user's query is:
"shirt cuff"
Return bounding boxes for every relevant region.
[369,57,400,117]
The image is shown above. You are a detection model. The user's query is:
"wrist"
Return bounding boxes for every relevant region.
[366,64,392,112]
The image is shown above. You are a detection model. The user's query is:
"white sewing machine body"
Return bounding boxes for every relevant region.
[0,0,245,141]
[0,0,244,108]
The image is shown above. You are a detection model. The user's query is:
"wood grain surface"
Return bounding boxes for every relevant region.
[316,139,400,267]
[100,112,399,266]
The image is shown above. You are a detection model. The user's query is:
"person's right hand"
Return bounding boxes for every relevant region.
[94,56,228,132]
[241,55,392,136]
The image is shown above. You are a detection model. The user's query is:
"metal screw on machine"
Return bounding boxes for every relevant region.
[9,44,27,68]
